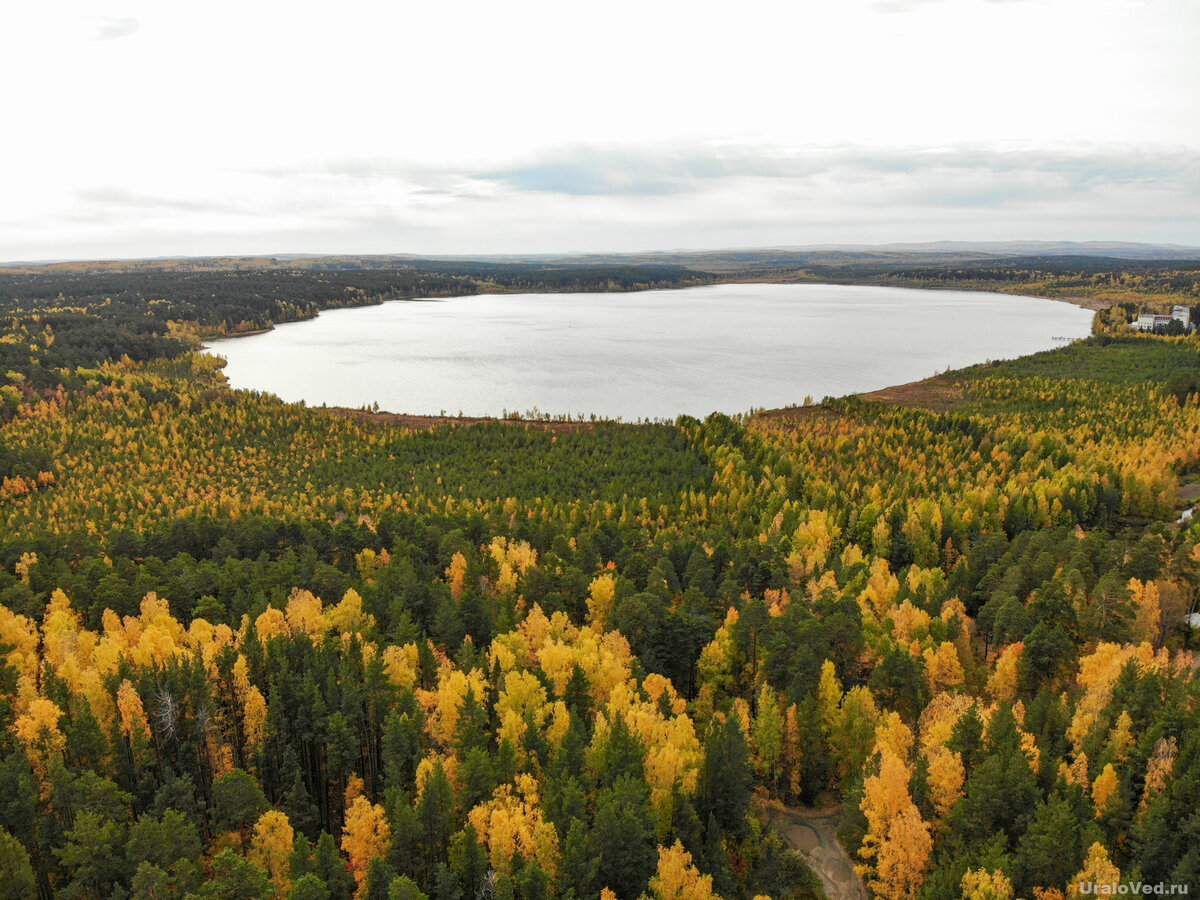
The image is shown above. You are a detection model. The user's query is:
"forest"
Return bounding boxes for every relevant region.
[782,257,1200,330]
[0,261,1198,900]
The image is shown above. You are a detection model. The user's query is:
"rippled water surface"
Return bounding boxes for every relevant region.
[207,283,1094,420]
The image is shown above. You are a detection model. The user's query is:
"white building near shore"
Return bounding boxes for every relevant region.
[1132,307,1192,332]
[1133,313,1175,331]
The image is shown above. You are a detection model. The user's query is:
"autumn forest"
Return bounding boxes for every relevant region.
[1,258,1199,900]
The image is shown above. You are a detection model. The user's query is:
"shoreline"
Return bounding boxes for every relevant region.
[1039,292,1111,312]
[200,326,273,341]
[201,277,1107,348]
[232,280,1098,431]
[324,406,622,434]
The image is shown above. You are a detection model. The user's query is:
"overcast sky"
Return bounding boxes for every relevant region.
[3,0,1198,261]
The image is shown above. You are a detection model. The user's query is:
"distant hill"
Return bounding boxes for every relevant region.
[4,241,1198,275]
[797,241,1200,259]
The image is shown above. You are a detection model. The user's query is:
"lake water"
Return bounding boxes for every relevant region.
[205,283,1094,420]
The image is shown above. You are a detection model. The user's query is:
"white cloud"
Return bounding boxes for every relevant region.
[95,17,139,40]
[3,141,1196,260]
[2,0,1198,260]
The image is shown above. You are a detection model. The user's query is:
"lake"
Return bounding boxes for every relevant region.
[205,283,1095,420]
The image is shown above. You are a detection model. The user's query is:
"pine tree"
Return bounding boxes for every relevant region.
[415,762,455,884]
[698,715,750,837]
[0,828,36,900]
[314,831,356,900]
[590,777,656,900]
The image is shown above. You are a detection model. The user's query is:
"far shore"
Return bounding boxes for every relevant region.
[234,277,1101,433]
[201,277,1107,347]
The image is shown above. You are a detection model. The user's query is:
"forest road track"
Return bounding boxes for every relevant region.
[756,800,869,900]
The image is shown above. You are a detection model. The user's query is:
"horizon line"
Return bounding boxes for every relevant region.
[5,238,1200,269]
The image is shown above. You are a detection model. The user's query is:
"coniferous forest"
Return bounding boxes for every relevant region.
[1,261,1199,900]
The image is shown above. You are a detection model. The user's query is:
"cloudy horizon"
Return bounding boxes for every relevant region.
[4,0,1198,262]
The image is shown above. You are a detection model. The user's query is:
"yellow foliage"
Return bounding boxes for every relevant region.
[1106,711,1134,764]
[342,797,391,894]
[1092,763,1119,816]
[587,572,618,630]
[518,604,575,657]
[816,659,843,736]
[14,696,65,789]
[355,547,389,582]
[538,639,576,696]
[649,840,720,900]
[783,703,803,798]
[493,619,633,708]
[918,692,975,756]
[382,643,421,690]
[752,684,785,782]
[1062,751,1089,789]
[422,667,489,749]
[841,543,865,570]
[788,509,840,579]
[926,746,965,820]
[117,679,150,741]
[923,642,965,695]
[467,775,559,877]
[488,633,523,675]
[804,570,838,604]
[284,588,325,638]
[544,700,571,748]
[961,867,1015,900]
[255,607,289,643]
[128,593,187,668]
[592,680,702,823]
[644,673,687,717]
[940,596,968,628]
[327,588,374,635]
[987,643,1023,703]
[496,669,549,751]
[697,610,739,695]
[14,551,36,584]
[1067,843,1121,899]
[1128,578,1162,645]
[890,600,932,646]
[0,604,40,685]
[187,618,235,670]
[415,755,458,802]
[833,686,880,779]
[249,810,294,897]
[489,537,537,596]
[859,557,900,622]
[232,654,251,700]
[489,536,537,574]
[1018,728,1041,775]
[874,712,914,767]
[859,748,932,900]
[1068,643,1169,754]
[345,773,365,805]
[42,588,82,671]
[243,686,268,752]
[1138,736,1177,817]
[446,552,468,600]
